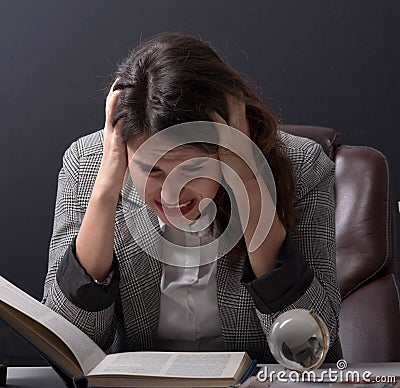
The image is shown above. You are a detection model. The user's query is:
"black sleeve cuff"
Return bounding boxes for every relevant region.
[56,238,120,312]
[241,235,314,314]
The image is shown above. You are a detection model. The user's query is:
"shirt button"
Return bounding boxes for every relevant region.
[184,276,196,284]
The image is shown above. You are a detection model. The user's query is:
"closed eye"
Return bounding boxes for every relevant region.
[136,162,162,174]
[139,165,156,173]
[182,166,203,173]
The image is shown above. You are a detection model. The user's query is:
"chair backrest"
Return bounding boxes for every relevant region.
[282,124,400,362]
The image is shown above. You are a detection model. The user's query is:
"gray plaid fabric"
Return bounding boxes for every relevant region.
[42,129,342,363]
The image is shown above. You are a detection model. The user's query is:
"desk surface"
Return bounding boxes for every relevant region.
[241,377,400,387]
[6,367,65,388]
[5,365,400,387]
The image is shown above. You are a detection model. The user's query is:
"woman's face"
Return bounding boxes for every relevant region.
[127,135,222,227]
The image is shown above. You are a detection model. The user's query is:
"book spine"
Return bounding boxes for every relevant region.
[39,350,88,388]
[73,376,89,388]
[238,359,258,385]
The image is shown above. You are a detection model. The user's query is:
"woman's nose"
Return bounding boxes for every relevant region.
[160,173,188,204]
[160,183,183,205]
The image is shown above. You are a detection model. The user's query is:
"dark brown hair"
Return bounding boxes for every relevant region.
[112,32,297,260]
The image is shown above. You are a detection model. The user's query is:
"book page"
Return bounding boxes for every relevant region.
[0,275,105,375]
[89,351,246,378]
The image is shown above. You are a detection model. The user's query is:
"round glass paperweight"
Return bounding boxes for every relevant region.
[267,309,330,371]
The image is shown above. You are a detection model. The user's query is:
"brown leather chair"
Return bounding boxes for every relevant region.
[282,124,400,362]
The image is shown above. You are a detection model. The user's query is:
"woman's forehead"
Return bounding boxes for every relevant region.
[128,134,215,160]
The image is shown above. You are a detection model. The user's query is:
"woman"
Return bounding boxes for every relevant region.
[42,32,342,363]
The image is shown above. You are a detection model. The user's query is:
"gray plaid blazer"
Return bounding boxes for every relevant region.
[42,129,342,363]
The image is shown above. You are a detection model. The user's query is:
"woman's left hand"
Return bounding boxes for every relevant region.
[210,95,287,277]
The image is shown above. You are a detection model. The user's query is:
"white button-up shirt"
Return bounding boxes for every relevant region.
[155,214,225,351]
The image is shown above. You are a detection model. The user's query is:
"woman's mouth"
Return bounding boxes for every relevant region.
[154,198,198,217]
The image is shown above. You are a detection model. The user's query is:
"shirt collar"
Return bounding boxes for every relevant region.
[158,216,166,233]
[157,207,215,236]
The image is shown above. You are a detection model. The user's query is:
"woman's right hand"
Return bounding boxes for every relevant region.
[75,79,127,281]
[95,79,128,199]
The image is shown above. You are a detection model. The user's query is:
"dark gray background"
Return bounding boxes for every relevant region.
[0,0,399,365]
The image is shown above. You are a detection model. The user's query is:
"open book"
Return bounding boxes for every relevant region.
[0,275,255,387]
